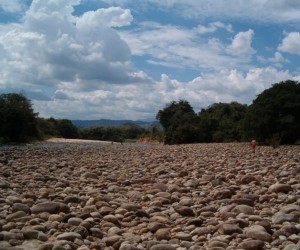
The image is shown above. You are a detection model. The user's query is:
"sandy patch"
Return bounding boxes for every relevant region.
[46,138,113,144]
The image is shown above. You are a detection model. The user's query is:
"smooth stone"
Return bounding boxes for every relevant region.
[103,215,120,225]
[56,232,82,241]
[120,243,140,250]
[233,204,254,215]
[240,175,258,184]
[11,203,30,213]
[103,235,122,246]
[174,206,195,216]
[64,196,82,203]
[31,202,70,214]
[155,228,171,240]
[153,183,168,192]
[89,228,103,238]
[269,183,292,193]
[121,203,142,211]
[217,223,242,235]
[148,222,167,233]
[22,229,39,239]
[6,211,27,221]
[150,244,176,250]
[284,244,300,250]
[81,172,98,179]
[237,240,264,250]
[122,233,141,244]
[244,225,272,242]
[186,218,203,227]
[207,240,228,248]
[272,213,298,224]
[0,231,24,241]
[175,232,192,241]
[68,217,83,226]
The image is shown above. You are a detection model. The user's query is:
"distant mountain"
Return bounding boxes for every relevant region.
[71,119,158,128]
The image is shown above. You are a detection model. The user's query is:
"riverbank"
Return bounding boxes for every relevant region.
[1,143,300,249]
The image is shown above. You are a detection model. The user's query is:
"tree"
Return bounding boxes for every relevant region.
[57,119,79,138]
[198,102,247,142]
[156,100,200,144]
[241,80,300,144]
[0,93,39,142]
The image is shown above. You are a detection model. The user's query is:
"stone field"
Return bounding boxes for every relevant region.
[0,142,300,250]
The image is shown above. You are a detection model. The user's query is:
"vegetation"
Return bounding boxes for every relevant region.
[157,80,300,145]
[241,80,300,144]
[1,80,299,145]
[0,93,39,143]
[156,100,201,144]
[79,123,147,142]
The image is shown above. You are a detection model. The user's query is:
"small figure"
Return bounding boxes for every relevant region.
[250,139,256,153]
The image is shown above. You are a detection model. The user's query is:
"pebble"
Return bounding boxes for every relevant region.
[1,142,300,249]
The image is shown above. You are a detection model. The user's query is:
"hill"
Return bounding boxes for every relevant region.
[71,119,157,128]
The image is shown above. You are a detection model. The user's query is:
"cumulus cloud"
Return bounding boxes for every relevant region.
[32,66,293,119]
[120,23,253,71]
[1,1,298,120]
[0,0,150,99]
[278,32,300,55]
[227,29,255,56]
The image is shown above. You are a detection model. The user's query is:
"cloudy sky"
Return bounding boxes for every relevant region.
[0,0,300,120]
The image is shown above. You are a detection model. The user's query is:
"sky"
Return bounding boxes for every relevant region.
[0,0,300,120]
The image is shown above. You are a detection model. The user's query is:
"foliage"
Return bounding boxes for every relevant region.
[198,102,247,142]
[156,100,201,144]
[37,117,79,139]
[242,80,300,144]
[0,93,39,142]
[79,123,146,142]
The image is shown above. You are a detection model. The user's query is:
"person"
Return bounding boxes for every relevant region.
[250,139,256,153]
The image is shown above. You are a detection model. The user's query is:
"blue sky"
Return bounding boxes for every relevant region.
[0,0,300,120]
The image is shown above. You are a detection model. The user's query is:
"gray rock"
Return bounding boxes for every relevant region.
[6,211,27,221]
[174,206,195,216]
[56,232,82,241]
[217,223,243,235]
[269,183,292,193]
[155,228,171,240]
[272,213,298,224]
[150,244,177,250]
[244,225,272,242]
[237,240,264,250]
[284,244,300,250]
[31,202,70,214]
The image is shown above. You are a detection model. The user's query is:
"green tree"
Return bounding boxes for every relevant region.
[0,93,39,142]
[57,119,79,138]
[156,100,200,144]
[37,117,60,138]
[198,102,247,142]
[241,80,300,144]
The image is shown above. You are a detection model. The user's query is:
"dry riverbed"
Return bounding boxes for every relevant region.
[0,142,300,250]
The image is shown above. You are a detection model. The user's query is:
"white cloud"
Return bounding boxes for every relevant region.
[32,66,294,119]
[120,24,253,72]
[278,32,300,55]
[132,0,300,24]
[195,22,233,34]
[0,0,150,97]
[227,29,255,56]
[0,0,26,13]
[1,0,298,120]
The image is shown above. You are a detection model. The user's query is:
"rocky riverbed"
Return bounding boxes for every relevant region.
[0,142,300,250]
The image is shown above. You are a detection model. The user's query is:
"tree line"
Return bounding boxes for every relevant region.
[1,80,299,145]
[0,93,160,143]
[157,80,300,145]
